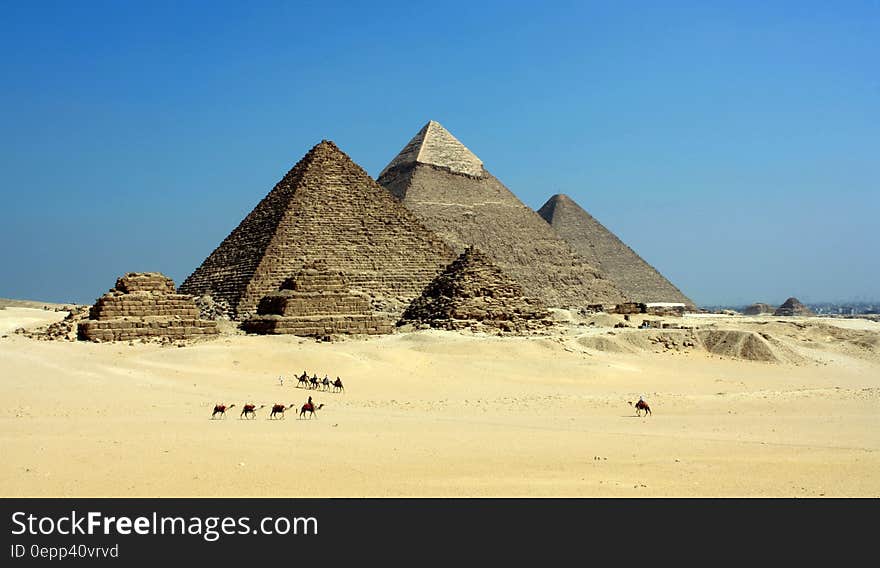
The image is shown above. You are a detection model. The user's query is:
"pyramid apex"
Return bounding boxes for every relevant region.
[380,120,484,178]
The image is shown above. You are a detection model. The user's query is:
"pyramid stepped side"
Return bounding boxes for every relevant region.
[400,247,551,332]
[380,160,626,308]
[180,141,455,319]
[538,194,693,306]
[242,263,393,336]
[79,272,218,342]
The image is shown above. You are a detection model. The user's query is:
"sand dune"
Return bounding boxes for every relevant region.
[1,307,878,497]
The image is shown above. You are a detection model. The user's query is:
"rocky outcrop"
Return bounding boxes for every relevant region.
[378,121,626,309]
[743,303,775,315]
[399,247,551,333]
[242,262,394,337]
[179,140,455,320]
[774,297,814,317]
[78,273,218,342]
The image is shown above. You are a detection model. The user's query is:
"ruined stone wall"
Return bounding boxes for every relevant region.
[89,294,200,319]
[538,194,693,306]
[242,315,393,336]
[379,164,625,309]
[179,141,455,319]
[79,318,218,342]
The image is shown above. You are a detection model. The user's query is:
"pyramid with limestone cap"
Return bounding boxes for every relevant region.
[379,120,484,178]
[179,140,456,319]
[537,194,693,306]
[378,121,626,308]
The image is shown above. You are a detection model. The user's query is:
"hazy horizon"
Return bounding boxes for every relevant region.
[2,1,877,307]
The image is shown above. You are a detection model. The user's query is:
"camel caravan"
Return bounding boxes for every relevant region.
[211,398,324,420]
[210,371,341,420]
[293,371,344,393]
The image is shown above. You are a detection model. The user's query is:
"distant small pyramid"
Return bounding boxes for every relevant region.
[537,194,693,306]
[774,297,814,316]
[378,121,626,308]
[179,140,455,319]
[400,246,550,332]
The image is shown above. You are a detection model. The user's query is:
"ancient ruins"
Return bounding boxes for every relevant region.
[743,303,775,315]
[241,261,393,337]
[78,272,218,342]
[377,121,626,309]
[774,297,815,316]
[399,246,551,333]
[179,140,455,320]
[537,193,693,306]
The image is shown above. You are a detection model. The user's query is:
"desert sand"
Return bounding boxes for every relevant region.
[1,306,878,497]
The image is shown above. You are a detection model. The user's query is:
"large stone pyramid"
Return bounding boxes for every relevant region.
[179,140,455,319]
[400,246,550,332]
[377,121,626,309]
[537,194,693,305]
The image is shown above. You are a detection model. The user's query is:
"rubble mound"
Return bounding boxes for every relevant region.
[15,305,90,341]
[194,294,231,321]
[78,272,218,342]
[696,330,780,362]
[399,246,552,334]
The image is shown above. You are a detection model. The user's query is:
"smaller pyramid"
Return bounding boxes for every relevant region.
[241,261,393,337]
[78,272,218,342]
[743,302,775,315]
[399,247,550,333]
[538,194,693,305]
[773,297,814,317]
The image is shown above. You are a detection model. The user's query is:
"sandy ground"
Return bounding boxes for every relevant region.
[1,308,878,497]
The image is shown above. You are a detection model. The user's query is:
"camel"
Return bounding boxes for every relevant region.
[297,401,325,419]
[296,373,310,389]
[321,376,331,391]
[211,403,235,419]
[269,403,295,419]
[240,403,265,420]
[629,400,652,416]
[332,377,344,393]
[309,375,319,390]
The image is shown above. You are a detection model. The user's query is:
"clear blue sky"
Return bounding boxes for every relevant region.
[1,1,877,307]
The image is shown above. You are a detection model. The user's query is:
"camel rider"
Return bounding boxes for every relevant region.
[307,396,313,409]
